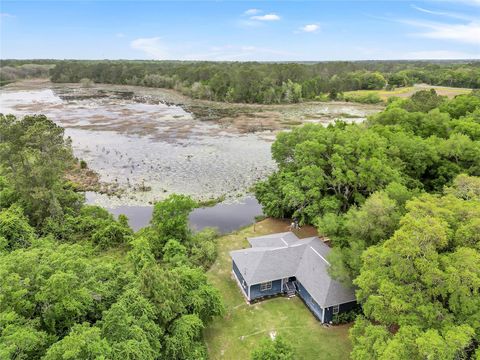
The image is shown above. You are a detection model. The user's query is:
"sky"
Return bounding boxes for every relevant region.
[1,0,479,61]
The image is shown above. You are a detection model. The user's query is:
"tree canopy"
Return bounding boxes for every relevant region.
[0,115,223,359]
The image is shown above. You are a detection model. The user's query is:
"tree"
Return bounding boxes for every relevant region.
[162,239,189,267]
[323,185,414,284]
[400,89,446,113]
[43,323,111,360]
[0,205,35,250]
[352,186,480,359]
[255,123,403,223]
[0,114,82,226]
[0,311,54,360]
[251,336,295,360]
[150,195,197,257]
[164,314,206,360]
[100,289,163,360]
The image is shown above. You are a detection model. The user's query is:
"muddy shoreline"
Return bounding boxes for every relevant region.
[0,80,383,208]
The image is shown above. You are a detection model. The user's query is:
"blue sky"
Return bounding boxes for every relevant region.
[1,1,479,60]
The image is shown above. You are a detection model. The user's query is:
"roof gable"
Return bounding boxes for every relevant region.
[230,232,356,308]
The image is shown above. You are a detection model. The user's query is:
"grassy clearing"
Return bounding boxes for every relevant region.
[204,218,352,360]
[344,84,472,101]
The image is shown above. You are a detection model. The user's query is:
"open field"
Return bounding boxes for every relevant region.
[204,218,352,360]
[344,83,472,101]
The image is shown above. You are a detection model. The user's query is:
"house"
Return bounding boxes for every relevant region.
[230,232,357,323]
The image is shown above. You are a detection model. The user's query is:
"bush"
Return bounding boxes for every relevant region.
[79,160,87,169]
[79,78,93,88]
[344,92,383,104]
[332,308,361,324]
[251,336,295,360]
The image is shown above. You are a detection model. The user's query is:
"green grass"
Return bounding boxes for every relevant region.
[204,219,352,360]
[344,84,471,101]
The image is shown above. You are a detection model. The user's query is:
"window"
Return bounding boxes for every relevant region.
[332,305,340,314]
[260,281,272,291]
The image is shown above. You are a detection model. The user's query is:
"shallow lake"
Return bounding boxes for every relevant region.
[87,193,263,233]
[0,82,276,207]
[1,81,382,233]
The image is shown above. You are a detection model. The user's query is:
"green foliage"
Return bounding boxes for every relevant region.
[43,323,111,360]
[0,114,82,226]
[0,115,222,359]
[100,288,163,360]
[165,314,206,360]
[189,227,218,269]
[0,239,129,336]
[255,123,402,223]
[440,91,480,118]
[445,173,480,200]
[46,60,480,104]
[251,336,296,360]
[324,185,416,284]
[128,236,156,273]
[400,89,446,113]
[162,239,189,267]
[0,311,54,360]
[150,194,197,257]
[257,90,480,228]
[352,186,480,359]
[0,205,35,250]
[332,309,360,325]
[91,220,132,249]
[344,92,383,104]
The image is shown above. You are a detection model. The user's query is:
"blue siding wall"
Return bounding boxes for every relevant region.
[250,279,283,300]
[232,261,248,297]
[296,281,324,321]
[323,301,358,323]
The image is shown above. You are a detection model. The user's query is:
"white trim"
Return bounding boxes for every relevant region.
[232,270,250,300]
[310,246,330,265]
[333,304,340,314]
[321,306,325,323]
[260,281,273,291]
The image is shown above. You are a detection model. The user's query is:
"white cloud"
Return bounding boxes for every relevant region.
[300,24,320,33]
[250,14,280,21]
[130,37,168,59]
[411,5,473,21]
[244,9,261,16]
[0,13,14,17]
[116,33,125,38]
[403,19,480,44]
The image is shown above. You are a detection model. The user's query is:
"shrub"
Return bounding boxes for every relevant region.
[344,92,383,104]
[79,78,93,88]
[332,308,361,324]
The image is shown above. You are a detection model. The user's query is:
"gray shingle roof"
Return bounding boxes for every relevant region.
[230,232,356,308]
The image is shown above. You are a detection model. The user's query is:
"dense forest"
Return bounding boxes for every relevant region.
[254,90,480,358]
[2,59,479,103]
[0,114,223,359]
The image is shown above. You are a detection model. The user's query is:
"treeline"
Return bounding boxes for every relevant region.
[42,60,480,104]
[254,90,480,359]
[0,64,53,86]
[0,114,223,359]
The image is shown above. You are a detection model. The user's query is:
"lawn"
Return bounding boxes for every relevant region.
[344,84,472,101]
[203,218,352,360]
